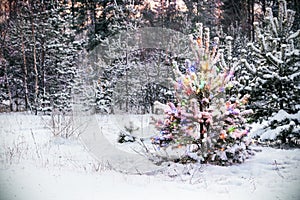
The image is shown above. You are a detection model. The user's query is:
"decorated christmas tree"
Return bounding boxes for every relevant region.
[236,0,300,146]
[151,23,254,165]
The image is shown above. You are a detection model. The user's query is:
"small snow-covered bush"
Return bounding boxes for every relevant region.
[252,110,300,147]
[118,130,136,143]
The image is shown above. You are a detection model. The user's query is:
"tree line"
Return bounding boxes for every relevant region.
[0,0,299,114]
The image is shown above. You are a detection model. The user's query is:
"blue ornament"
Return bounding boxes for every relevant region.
[178,80,183,89]
[172,108,178,114]
[189,65,196,72]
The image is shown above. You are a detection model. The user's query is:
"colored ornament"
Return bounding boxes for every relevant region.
[197,37,202,46]
[202,61,209,71]
[190,72,197,80]
[219,130,227,140]
[228,126,236,133]
[177,80,183,89]
[181,100,187,106]
[226,82,233,89]
[205,83,210,90]
[199,80,205,89]
[183,77,190,86]
[186,87,192,95]
[189,65,196,72]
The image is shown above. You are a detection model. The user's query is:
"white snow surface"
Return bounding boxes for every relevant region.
[0,113,300,200]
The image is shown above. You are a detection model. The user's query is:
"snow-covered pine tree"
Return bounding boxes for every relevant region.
[1,2,82,114]
[0,58,13,112]
[85,0,144,114]
[1,2,36,112]
[95,78,113,114]
[39,4,81,115]
[151,23,253,165]
[237,0,300,146]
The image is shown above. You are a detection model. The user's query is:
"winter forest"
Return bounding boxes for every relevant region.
[0,0,300,200]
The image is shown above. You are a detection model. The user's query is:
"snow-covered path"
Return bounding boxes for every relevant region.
[76,113,162,173]
[0,113,299,200]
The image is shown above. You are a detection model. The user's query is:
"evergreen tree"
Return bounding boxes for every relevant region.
[237,0,300,145]
[1,2,33,111]
[1,1,82,114]
[151,24,253,165]
[95,77,113,114]
[221,0,256,40]
[42,5,80,114]
[87,0,144,50]
[184,0,221,35]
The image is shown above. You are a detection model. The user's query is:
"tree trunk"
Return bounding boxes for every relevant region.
[0,29,13,111]
[251,0,255,41]
[3,62,13,111]
[92,1,97,33]
[41,44,45,96]
[71,0,75,28]
[0,31,13,111]
[8,0,13,18]
[31,12,39,114]
[41,3,46,100]
[262,0,266,14]
[21,31,30,110]
[247,0,251,40]
[125,52,129,112]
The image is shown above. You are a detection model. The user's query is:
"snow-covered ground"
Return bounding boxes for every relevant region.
[0,113,300,200]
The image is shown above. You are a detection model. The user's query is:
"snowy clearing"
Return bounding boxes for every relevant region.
[0,113,299,200]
